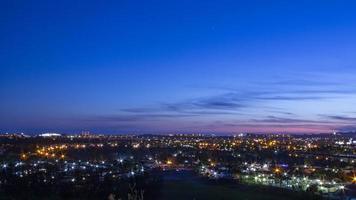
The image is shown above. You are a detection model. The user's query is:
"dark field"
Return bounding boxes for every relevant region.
[0,169,322,200]
[157,170,321,200]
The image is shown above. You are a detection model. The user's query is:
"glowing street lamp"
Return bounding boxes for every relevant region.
[274,168,281,174]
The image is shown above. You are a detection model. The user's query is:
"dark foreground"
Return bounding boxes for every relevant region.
[0,170,321,200]
[156,170,321,200]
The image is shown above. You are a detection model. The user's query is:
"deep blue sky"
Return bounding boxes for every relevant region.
[1,0,356,134]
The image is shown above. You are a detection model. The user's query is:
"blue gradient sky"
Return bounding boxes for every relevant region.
[1,0,356,134]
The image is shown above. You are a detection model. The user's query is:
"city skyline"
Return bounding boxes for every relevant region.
[2,0,356,134]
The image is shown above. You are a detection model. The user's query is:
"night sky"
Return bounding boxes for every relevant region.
[1,0,356,134]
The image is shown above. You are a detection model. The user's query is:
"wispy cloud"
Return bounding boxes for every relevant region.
[77,76,356,134]
[321,115,356,122]
[249,116,330,124]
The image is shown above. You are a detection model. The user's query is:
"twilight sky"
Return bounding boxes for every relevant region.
[1,0,356,134]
